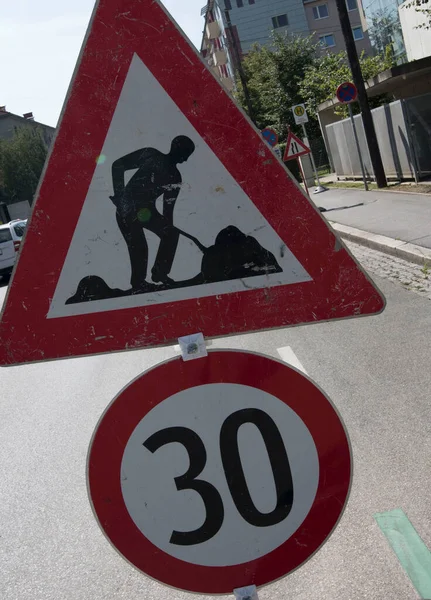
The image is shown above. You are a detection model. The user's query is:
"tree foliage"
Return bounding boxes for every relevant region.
[235,33,318,137]
[235,33,394,140]
[299,49,394,118]
[0,127,48,205]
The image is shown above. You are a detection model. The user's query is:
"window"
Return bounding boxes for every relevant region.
[272,14,289,28]
[346,0,357,10]
[352,26,364,40]
[312,4,329,19]
[249,0,255,3]
[0,229,12,243]
[224,0,232,9]
[236,0,243,7]
[319,33,335,47]
[13,222,27,238]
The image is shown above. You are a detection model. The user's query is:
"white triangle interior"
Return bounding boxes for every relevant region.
[48,54,311,319]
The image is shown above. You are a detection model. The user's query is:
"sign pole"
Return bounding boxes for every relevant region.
[348,103,369,191]
[301,124,326,194]
[297,157,310,197]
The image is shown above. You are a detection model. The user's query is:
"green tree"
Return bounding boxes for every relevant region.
[235,33,318,137]
[299,50,394,118]
[0,127,48,205]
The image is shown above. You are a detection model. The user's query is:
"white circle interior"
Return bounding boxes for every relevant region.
[121,383,319,567]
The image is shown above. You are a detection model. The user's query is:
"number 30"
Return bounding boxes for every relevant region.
[143,408,293,546]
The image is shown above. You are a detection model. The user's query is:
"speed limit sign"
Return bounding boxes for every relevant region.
[87,350,351,594]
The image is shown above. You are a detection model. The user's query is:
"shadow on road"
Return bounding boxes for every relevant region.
[0,276,10,288]
[318,202,364,213]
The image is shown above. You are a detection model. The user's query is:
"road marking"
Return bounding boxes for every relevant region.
[374,508,431,598]
[276,346,308,375]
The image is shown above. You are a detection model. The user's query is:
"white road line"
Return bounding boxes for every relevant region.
[277,346,308,375]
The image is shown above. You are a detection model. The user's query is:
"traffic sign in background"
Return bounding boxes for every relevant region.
[88,350,352,594]
[283,130,310,161]
[336,82,358,104]
[261,127,278,148]
[292,104,309,125]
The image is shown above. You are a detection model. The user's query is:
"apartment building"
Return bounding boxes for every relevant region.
[362,0,407,63]
[0,107,55,145]
[222,0,310,54]
[200,0,374,91]
[200,1,236,91]
[304,0,372,55]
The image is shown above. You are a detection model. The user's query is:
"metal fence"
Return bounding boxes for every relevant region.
[325,93,431,181]
[309,137,331,175]
[404,94,431,179]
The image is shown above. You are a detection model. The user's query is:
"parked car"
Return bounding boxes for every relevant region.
[0,219,28,278]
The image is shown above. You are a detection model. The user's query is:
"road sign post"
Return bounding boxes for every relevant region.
[336,82,368,191]
[291,104,326,194]
[297,157,310,197]
[0,3,388,593]
[88,350,352,594]
[300,124,326,194]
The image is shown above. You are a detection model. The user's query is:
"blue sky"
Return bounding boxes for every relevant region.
[2,1,205,127]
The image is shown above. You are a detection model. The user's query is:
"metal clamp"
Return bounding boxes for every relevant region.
[234,585,258,600]
[177,333,208,361]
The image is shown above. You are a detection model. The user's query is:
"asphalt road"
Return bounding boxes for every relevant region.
[1,272,431,600]
[317,188,431,249]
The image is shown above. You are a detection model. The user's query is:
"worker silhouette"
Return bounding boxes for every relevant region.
[110,136,196,290]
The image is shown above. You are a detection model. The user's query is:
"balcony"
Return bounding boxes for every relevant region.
[206,20,221,40]
[213,48,227,66]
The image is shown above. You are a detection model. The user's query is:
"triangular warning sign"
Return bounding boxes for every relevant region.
[0,0,384,366]
[283,131,311,161]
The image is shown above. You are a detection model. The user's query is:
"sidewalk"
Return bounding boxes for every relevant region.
[312,187,431,265]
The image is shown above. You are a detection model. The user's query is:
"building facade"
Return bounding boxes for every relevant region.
[201,1,237,91]
[361,0,407,63]
[200,0,377,91]
[398,0,431,61]
[0,108,55,146]
[304,0,373,55]
[222,0,310,54]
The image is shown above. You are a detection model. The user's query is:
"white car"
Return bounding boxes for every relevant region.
[0,219,28,278]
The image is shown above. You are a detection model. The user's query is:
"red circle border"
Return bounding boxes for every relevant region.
[87,350,352,594]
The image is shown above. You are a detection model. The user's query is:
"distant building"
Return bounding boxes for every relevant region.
[360,0,407,63]
[304,0,373,55]
[398,0,431,61]
[221,0,310,54]
[0,107,55,146]
[200,1,236,92]
[200,0,375,91]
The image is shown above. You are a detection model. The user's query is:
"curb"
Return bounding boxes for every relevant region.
[330,222,431,266]
[326,185,431,197]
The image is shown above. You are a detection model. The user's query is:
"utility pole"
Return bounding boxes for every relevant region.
[223,8,256,123]
[334,0,387,188]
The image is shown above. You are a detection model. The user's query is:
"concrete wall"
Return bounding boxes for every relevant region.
[304,0,372,55]
[8,201,31,221]
[399,0,431,62]
[226,0,309,53]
